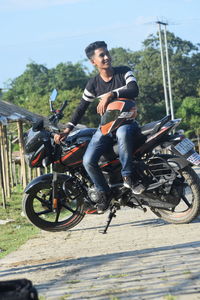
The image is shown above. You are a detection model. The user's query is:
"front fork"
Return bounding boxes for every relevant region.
[52,171,59,213]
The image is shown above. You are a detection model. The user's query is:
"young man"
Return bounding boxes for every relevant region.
[54,41,144,213]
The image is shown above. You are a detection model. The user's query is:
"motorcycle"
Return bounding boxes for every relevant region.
[23,89,200,234]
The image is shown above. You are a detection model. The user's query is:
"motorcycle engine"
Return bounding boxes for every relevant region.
[87,187,99,203]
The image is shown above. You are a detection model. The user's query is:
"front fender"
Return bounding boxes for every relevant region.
[24,173,70,194]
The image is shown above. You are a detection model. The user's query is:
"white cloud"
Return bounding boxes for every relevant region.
[0,0,83,11]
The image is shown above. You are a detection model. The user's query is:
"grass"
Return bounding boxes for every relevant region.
[66,280,81,284]
[38,296,47,300]
[59,295,71,299]
[0,185,39,259]
[163,295,177,300]
[103,273,129,279]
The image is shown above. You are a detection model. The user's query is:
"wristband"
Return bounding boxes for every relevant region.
[65,123,75,131]
[112,91,117,99]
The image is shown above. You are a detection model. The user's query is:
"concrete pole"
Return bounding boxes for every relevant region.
[163,24,174,120]
[157,22,170,116]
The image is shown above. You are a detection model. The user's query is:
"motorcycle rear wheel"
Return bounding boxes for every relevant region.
[23,182,85,232]
[151,166,200,224]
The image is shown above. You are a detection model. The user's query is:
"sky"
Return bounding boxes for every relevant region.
[0,0,200,88]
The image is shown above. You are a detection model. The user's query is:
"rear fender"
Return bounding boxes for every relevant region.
[24,173,70,194]
[157,154,189,170]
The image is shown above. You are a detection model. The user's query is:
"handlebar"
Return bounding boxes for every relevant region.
[60,100,68,113]
[51,131,70,149]
[49,100,68,126]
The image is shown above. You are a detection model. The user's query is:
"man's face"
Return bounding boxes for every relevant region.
[90,47,112,69]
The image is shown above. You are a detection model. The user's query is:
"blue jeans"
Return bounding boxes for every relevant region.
[83,121,139,193]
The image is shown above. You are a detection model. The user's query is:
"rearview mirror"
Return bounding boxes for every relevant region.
[49,89,58,112]
[50,89,57,102]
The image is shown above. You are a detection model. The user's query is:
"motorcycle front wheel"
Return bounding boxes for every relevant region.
[151,166,200,224]
[23,181,85,232]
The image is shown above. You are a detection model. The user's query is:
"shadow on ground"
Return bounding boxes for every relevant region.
[69,214,200,233]
[1,241,200,299]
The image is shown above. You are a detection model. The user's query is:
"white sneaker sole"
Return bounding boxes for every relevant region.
[123,183,145,195]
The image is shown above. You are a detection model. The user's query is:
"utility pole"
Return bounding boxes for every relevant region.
[157,21,174,119]
[157,22,169,116]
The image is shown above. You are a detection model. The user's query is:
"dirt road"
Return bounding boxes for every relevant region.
[0,203,200,300]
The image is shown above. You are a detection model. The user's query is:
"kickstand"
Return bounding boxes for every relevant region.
[99,205,117,234]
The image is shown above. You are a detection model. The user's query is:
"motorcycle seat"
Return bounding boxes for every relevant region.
[141,121,161,136]
[140,115,171,136]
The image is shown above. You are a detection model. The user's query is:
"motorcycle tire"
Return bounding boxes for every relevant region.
[23,181,85,232]
[151,166,200,224]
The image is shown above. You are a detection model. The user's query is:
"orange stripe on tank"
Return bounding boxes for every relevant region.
[31,152,42,166]
[54,143,86,164]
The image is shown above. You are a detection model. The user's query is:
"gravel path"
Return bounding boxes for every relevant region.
[0,206,200,300]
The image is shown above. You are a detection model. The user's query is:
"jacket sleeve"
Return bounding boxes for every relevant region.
[113,66,139,99]
[117,80,139,99]
[66,79,96,129]
[66,98,91,129]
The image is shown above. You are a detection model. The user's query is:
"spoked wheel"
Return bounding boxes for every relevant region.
[152,166,200,224]
[23,181,85,232]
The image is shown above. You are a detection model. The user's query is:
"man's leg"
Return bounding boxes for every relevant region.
[83,129,113,212]
[116,122,145,194]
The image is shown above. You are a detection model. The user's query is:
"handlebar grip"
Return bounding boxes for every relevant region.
[60,100,68,113]
[50,132,56,138]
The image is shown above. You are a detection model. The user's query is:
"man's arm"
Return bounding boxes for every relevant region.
[97,79,139,116]
[65,98,91,130]
[65,79,95,130]
[54,98,90,144]
[97,92,114,116]
[115,81,139,99]
[111,66,139,99]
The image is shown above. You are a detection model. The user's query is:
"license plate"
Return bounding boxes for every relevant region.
[174,138,194,155]
[187,152,200,166]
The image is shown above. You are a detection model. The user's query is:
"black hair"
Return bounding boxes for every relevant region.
[85,41,107,59]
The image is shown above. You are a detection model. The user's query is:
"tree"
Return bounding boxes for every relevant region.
[177,97,200,139]
[110,47,137,69]
[109,32,200,125]
[3,62,50,104]
[3,61,89,104]
[140,31,200,102]
[50,62,88,91]
[2,32,200,137]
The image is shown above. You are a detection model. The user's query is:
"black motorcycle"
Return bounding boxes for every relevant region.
[23,90,200,233]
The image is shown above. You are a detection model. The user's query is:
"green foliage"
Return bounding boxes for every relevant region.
[177,97,200,138]
[3,61,88,105]
[50,62,88,90]
[143,31,197,55]
[0,185,39,258]
[2,32,200,137]
[110,47,136,69]
[53,88,83,123]
[3,62,49,104]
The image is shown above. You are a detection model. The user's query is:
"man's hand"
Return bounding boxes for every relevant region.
[54,127,71,144]
[97,92,114,116]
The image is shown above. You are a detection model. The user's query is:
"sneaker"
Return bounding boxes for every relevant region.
[95,190,112,214]
[123,176,145,195]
